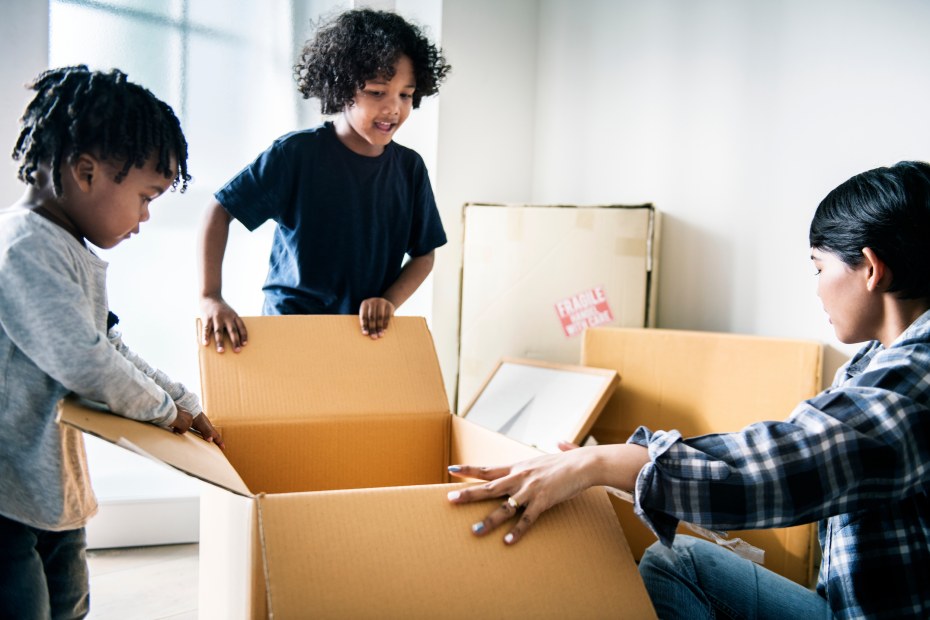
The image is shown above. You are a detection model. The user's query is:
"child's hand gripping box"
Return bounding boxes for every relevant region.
[61,316,655,619]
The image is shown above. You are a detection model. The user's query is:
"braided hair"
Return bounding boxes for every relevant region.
[294,9,451,115]
[12,65,190,196]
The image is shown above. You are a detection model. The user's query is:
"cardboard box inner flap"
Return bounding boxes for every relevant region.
[219,413,450,495]
[200,315,449,423]
[199,316,455,494]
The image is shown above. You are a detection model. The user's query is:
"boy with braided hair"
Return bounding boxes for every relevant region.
[199,8,451,350]
[0,65,223,619]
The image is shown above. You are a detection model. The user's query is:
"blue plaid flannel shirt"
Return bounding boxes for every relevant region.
[629,309,930,619]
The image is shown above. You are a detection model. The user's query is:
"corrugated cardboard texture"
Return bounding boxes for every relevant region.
[258,484,655,619]
[61,316,656,618]
[449,413,542,468]
[181,316,656,618]
[218,413,449,494]
[58,398,250,496]
[582,327,823,587]
[457,203,659,412]
[199,315,449,423]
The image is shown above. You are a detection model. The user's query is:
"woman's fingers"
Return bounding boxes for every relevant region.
[447,464,511,483]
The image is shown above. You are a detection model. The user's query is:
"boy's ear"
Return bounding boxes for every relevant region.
[861,247,889,293]
[68,153,99,192]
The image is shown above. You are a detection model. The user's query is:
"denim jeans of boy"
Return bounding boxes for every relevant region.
[0,514,89,620]
[638,535,832,620]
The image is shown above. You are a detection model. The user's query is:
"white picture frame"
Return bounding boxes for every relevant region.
[460,358,618,453]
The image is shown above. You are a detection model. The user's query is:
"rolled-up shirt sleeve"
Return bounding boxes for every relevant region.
[108,329,202,418]
[626,337,930,548]
[0,225,178,426]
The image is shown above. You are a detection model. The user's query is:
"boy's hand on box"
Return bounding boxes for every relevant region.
[200,295,247,353]
[359,297,395,339]
[192,413,225,451]
[169,407,194,435]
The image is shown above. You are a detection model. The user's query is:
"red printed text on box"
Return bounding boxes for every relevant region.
[554,287,614,338]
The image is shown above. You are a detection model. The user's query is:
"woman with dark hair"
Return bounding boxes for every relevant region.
[449,161,930,619]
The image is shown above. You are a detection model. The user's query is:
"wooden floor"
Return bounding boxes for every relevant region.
[87,544,198,619]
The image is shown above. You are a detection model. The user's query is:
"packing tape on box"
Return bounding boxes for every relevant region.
[615,237,647,258]
[506,209,524,241]
[575,211,595,230]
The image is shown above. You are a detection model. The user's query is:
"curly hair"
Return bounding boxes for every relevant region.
[12,65,191,196]
[294,9,451,115]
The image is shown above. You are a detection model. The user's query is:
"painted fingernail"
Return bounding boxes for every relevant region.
[504,533,514,544]
[447,491,461,501]
[472,522,485,534]
[448,465,462,473]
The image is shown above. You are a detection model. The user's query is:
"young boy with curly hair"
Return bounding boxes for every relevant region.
[447,161,930,618]
[199,8,451,350]
[0,65,223,619]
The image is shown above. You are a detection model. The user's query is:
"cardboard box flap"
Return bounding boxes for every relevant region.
[582,327,823,443]
[450,414,544,466]
[257,483,656,618]
[464,201,654,211]
[58,397,251,497]
[198,315,450,424]
[581,326,823,586]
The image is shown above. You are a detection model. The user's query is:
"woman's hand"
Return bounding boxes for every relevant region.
[446,449,595,545]
[446,443,649,545]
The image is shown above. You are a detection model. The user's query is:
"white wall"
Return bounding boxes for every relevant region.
[0,3,49,206]
[436,0,539,401]
[435,0,930,386]
[6,0,930,410]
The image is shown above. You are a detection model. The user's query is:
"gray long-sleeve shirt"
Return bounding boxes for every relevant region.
[0,208,201,530]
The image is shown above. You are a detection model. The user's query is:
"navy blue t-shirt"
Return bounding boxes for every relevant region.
[215,122,447,315]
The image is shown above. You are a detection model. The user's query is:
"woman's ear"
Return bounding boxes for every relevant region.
[861,247,889,293]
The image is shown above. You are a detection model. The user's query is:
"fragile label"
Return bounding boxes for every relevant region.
[554,287,614,337]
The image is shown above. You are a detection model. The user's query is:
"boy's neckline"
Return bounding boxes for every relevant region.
[327,119,392,159]
[30,204,85,245]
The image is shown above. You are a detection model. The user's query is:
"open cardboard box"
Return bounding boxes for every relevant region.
[460,357,618,453]
[60,316,654,619]
[581,326,824,587]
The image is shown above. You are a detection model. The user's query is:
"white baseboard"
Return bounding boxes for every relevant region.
[85,434,202,549]
[86,495,200,549]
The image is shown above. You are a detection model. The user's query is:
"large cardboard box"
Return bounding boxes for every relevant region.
[61,316,655,619]
[457,203,659,412]
[581,327,824,587]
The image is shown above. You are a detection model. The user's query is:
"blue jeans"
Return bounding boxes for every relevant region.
[638,535,832,620]
[0,514,89,620]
